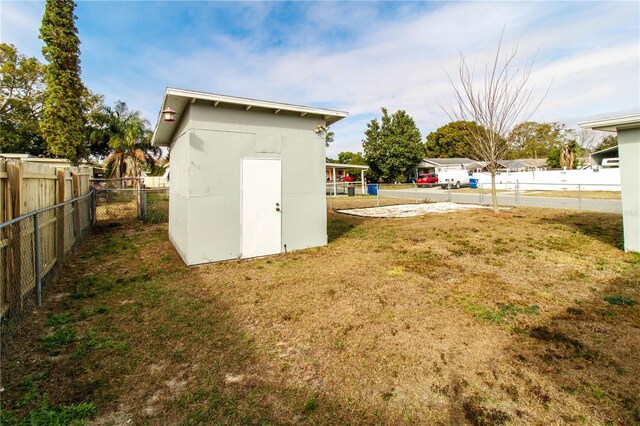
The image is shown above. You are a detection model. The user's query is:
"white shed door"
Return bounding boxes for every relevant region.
[241,158,282,258]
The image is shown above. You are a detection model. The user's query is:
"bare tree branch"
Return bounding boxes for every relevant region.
[442,35,551,212]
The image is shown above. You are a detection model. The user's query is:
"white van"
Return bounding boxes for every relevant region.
[439,170,472,189]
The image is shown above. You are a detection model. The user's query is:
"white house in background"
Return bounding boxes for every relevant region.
[580,114,640,253]
[151,87,347,265]
[498,158,547,172]
[589,145,619,169]
[417,158,476,175]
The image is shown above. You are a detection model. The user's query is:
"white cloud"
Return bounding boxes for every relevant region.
[1,1,638,158]
[0,1,45,58]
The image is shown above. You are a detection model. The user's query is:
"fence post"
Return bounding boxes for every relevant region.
[91,190,96,227]
[578,184,582,211]
[6,162,23,314]
[376,184,380,207]
[56,169,65,262]
[72,172,80,242]
[34,213,42,306]
[143,190,148,222]
[414,183,418,204]
[516,180,520,207]
[448,182,452,202]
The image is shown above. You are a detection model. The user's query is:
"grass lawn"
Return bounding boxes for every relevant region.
[2,204,639,425]
[521,190,621,200]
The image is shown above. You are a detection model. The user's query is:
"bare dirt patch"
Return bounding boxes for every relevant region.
[338,202,486,217]
[2,208,638,425]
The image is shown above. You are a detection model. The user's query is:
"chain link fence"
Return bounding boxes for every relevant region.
[1,191,94,330]
[1,185,168,339]
[94,188,169,225]
[327,182,622,213]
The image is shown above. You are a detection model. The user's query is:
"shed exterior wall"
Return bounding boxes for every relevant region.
[168,113,191,263]
[618,128,640,252]
[169,103,327,265]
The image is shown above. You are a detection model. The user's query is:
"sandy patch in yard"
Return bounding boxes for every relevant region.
[338,202,486,217]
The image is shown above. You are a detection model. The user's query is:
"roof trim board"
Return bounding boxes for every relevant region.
[578,114,640,132]
[326,162,369,170]
[152,87,348,146]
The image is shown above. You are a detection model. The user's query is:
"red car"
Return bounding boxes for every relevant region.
[416,173,438,187]
[340,175,355,182]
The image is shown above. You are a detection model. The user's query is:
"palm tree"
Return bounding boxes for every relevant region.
[102,101,160,186]
[559,142,575,170]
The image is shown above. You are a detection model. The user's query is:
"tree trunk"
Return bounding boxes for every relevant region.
[490,171,499,213]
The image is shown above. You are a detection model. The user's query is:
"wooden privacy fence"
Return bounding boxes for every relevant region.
[0,159,93,321]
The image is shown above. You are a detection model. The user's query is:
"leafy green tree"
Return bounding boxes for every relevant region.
[0,43,46,155]
[83,92,122,160]
[102,101,161,181]
[39,0,86,163]
[325,131,334,147]
[507,122,570,159]
[337,151,365,165]
[337,151,367,179]
[425,121,484,158]
[593,135,617,152]
[363,108,423,182]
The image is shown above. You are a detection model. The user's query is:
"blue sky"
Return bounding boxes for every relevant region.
[2,1,639,157]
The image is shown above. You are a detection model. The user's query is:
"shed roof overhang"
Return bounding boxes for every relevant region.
[152,88,349,147]
[578,114,640,132]
[325,162,369,171]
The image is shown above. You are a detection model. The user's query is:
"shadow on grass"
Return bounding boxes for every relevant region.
[327,211,367,243]
[542,211,623,250]
[1,223,388,425]
[505,262,640,423]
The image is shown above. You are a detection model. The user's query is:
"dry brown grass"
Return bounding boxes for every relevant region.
[521,190,621,200]
[2,205,639,425]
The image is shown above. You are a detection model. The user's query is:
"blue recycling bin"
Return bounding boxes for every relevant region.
[469,178,478,189]
[367,184,378,196]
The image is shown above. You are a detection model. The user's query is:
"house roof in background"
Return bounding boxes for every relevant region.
[517,158,548,167]
[152,88,348,147]
[590,145,619,157]
[499,159,536,169]
[420,158,475,166]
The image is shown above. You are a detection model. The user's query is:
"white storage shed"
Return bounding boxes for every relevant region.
[151,88,348,265]
[579,114,640,253]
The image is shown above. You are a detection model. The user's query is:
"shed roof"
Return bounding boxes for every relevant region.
[152,88,349,147]
[590,145,618,157]
[578,114,640,132]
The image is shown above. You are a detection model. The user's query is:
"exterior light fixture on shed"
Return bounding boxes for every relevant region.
[314,124,327,133]
[162,107,176,122]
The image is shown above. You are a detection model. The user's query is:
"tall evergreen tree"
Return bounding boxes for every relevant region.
[39,0,85,163]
